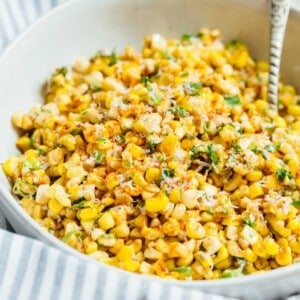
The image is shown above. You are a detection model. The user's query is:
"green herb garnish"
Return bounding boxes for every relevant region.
[224,95,242,107]
[148,86,162,105]
[292,200,300,208]
[177,105,189,117]
[181,33,192,41]
[276,168,287,181]
[62,230,82,243]
[141,75,149,87]
[207,144,219,166]
[90,84,101,92]
[243,218,255,227]
[108,51,117,66]
[183,82,202,96]
[161,168,175,180]
[72,199,86,209]
[93,150,104,164]
[175,266,192,276]
[147,140,158,154]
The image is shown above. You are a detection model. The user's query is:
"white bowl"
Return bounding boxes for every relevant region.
[1,0,300,299]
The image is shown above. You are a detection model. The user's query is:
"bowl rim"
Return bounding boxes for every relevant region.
[0,0,300,290]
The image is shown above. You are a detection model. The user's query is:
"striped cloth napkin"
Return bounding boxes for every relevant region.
[0,1,235,299]
[1,1,300,300]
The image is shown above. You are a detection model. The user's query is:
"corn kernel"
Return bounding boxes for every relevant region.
[145,167,161,184]
[98,212,115,230]
[246,170,263,182]
[79,208,98,221]
[48,197,63,214]
[145,191,169,213]
[248,183,264,199]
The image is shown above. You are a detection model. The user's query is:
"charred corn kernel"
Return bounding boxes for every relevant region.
[145,191,169,213]
[110,223,130,238]
[126,143,145,160]
[169,242,189,258]
[141,226,164,240]
[144,247,163,260]
[79,208,98,221]
[145,167,161,184]
[186,219,205,239]
[275,245,293,266]
[248,183,264,199]
[2,157,20,178]
[158,135,179,156]
[224,174,242,192]
[106,172,120,190]
[98,212,115,230]
[246,170,263,182]
[263,238,280,256]
[48,197,64,214]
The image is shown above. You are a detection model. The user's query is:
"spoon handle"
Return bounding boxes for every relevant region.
[268,0,291,110]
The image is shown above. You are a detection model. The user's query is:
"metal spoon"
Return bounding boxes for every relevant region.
[268,0,291,110]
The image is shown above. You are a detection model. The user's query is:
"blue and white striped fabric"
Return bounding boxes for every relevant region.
[0,1,237,300]
[1,1,300,300]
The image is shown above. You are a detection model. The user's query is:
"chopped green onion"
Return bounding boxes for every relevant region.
[161,168,175,180]
[177,105,189,117]
[175,266,192,276]
[276,169,287,181]
[183,82,202,96]
[207,144,219,166]
[62,230,82,243]
[224,95,241,107]
[243,218,255,227]
[93,150,104,164]
[181,33,192,41]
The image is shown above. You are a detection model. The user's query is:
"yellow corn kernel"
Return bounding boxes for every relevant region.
[169,242,189,258]
[145,167,161,184]
[252,241,267,258]
[158,135,179,156]
[145,191,169,213]
[248,183,264,199]
[48,197,64,214]
[289,240,300,254]
[268,215,291,237]
[255,99,268,112]
[132,172,147,187]
[243,248,257,262]
[169,188,181,203]
[287,218,300,232]
[219,125,236,143]
[265,175,278,190]
[106,172,120,190]
[213,270,222,279]
[117,245,135,261]
[57,134,76,151]
[224,174,242,192]
[98,212,115,230]
[246,170,263,182]
[263,238,280,256]
[126,143,145,160]
[110,223,130,238]
[83,237,98,254]
[257,61,269,72]
[2,157,20,178]
[122,259,139,272]
[214,258,232,270]
[273,115,287,128]
[186,219,205,239]
[141,226,164,240]
[275,245,293,266]
[161,218,180,236]
[78,208,98,221]
[213,245,229,264]
[16,136,31,152]
[288,104,300,117]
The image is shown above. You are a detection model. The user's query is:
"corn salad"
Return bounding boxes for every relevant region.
[4,29,300,280]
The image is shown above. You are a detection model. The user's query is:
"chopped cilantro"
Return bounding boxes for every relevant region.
[180,71,189,77]
[148,86,162,105]
[108,51,117,66]
[124,161,132,167]
[62,230,82,243]
[141,75,149,87]
[183,82,202,96]
[232,143,242,153]
[90,84,101,92]
[175,266,192,276]
[177,105,189,117]
[181,33,192,41]
[222,259,245,278]
[207,144,219,166]
[116,134,125,143]
[226,39,242,50]
[243,218,255,227]
[72,199,86,209]
[250,146,267,159]
[98,137,107,143]
[224,95,241,107]
[190,145,201,159]
[276,168,287,181]
[93,150,104,164]
[56,67,67,76]
[147,140,158,154]
[161,168,175,180]
[292,200,300,207]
